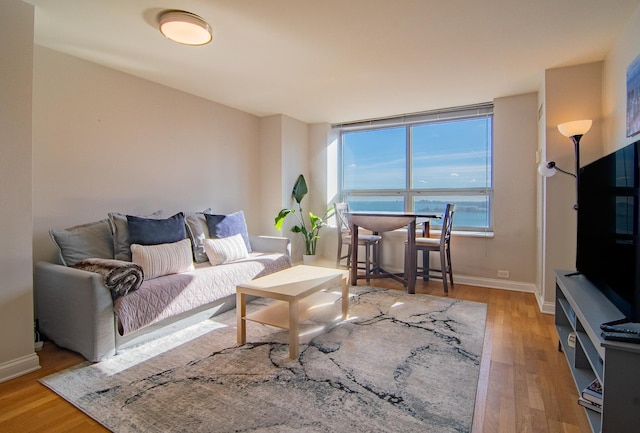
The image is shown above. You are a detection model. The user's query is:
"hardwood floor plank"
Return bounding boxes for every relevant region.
[0,280,591,433]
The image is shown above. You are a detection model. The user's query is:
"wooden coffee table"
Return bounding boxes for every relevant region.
[236,265,349,359]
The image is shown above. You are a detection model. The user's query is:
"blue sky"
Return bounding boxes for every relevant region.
[342,118,492,190]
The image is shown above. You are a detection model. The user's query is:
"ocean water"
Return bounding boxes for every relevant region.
[347,199,489,229]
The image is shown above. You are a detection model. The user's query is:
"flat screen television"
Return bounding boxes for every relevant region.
[577,139,640,321]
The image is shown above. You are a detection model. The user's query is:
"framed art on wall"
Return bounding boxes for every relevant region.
[628,53,640,137]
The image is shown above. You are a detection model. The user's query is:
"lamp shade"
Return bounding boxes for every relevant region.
[159,10,212,46]
[557,120,592,138]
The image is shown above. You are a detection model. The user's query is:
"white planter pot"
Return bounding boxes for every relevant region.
[302,254,319,265]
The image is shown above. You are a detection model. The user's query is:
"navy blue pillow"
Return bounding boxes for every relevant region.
[204,211,251,252]
[127,212,187,246]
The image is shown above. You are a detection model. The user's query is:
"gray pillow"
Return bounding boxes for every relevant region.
[49,219,114,266]
[184,209,212,263]
[204,210,252,252]
[127,212,186,246]
[108,210,163,261]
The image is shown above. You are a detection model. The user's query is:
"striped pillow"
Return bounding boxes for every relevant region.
[131,238,194,280]
[203,234,249,266]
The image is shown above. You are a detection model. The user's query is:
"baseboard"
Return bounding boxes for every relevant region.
[535,293,556,315]
[0,352,40,383]
[454,274,536,293]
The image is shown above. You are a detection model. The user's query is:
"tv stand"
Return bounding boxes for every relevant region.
[555,271,640,433]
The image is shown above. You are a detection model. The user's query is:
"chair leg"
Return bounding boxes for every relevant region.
[403,244,408,279]
[336,240,342,268]
[422,249,429,280]
[346,244,352,268]
[365,243,371,284]
[440,249,448,295]
[446,246,454,288]
[372,241,380,274]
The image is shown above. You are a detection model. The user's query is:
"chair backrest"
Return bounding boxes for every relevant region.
[334,202,350,235]
[440,203,456,246]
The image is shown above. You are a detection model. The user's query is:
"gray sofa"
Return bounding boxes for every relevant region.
[35,210,291,362]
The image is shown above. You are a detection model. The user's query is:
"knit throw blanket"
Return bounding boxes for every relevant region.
[73,258,144,299]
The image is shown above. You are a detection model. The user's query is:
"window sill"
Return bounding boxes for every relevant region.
[450,230,494,239]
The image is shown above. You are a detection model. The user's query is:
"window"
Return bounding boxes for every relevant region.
[337,104,493,231]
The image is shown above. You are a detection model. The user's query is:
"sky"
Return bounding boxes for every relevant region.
[342,117,492,190]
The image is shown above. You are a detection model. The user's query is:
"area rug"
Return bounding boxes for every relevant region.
[40,287,487,433]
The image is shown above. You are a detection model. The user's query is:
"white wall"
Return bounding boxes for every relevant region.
[603,3,640,153]
[32,47,263,265]
[538,62,603,313]
[0,0,40,383]
[260,114,311,262]
[258,115,284,236]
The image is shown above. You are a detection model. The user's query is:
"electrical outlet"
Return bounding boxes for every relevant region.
[497,270,510,278]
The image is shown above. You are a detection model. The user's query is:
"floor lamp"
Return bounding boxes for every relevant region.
[556,119,593,210]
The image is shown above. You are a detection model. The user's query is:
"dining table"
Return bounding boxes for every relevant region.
[345,211,441,294]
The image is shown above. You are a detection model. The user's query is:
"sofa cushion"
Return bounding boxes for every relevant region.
[49,219,114,266]
[184,209,212,263]
[127,212,186,246]
[108,210,163,261]
[203,233,249,266]
[131,238,194,280]
[204,211,251,252]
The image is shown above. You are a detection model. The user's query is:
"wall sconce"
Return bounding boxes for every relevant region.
[537,161,576,178]
[556,119,592,210]
[158,10,212,46]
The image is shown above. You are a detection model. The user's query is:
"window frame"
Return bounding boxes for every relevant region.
[336,104,494,232]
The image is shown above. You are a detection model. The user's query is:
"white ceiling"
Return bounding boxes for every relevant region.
[25,0,640,124]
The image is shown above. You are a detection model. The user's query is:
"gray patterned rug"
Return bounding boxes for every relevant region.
[40,287,487,433]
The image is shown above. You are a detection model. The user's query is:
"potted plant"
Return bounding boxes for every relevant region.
[274,174,334,261]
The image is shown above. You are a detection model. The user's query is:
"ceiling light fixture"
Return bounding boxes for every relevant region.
[158,10,212,46]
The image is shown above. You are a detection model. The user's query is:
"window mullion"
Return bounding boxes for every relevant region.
[406,125,411,212]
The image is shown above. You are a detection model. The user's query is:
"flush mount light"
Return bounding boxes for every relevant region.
[158,10,212,46]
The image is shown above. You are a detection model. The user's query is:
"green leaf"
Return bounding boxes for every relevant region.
[292,174,308,204]
[274,209,293,230]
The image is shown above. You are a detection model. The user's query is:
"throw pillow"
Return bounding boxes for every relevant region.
[127,212,186,246]
[108,210,163,261]
[184,208,212,263]
[49,219,115,266]
[204,210,252,252]
[203,233,249,266]
[130,238,194,280]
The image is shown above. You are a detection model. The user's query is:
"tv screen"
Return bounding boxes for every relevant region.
[576,140,640,321]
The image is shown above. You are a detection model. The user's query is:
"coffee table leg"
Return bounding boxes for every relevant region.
[237,291,246,345]
[341,277,349,320]
[289,299,299,359]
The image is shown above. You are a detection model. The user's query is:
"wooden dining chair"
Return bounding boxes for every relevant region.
[407,203,456,294]
[334,202,381,283]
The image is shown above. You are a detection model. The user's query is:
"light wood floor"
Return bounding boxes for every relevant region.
[0,280,592,433]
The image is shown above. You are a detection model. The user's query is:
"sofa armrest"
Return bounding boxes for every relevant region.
[35,261,116,362]
[249,235,291,256]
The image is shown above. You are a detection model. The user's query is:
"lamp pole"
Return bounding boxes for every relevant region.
[570,134,583,211]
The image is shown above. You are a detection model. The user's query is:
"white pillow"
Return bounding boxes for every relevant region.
[131,238,194,280]
[203,234,249,266]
